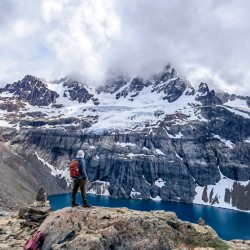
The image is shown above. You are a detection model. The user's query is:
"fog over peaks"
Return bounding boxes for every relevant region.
[0,0,250,94]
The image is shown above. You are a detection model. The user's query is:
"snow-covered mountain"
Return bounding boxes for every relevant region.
[0,65,250,211]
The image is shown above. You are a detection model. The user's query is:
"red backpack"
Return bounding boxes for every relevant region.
[23,230,44,250]
[69,160,81,178]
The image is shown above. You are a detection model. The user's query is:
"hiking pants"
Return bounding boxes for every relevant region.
[72,179,88,205]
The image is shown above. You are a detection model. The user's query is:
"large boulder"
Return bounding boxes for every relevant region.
[39,206,229,250]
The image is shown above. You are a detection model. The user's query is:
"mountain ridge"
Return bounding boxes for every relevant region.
[0,65,250,211]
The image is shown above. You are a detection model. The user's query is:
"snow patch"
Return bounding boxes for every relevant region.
[35,152,71,187]
[155,149,165,155]
[87,180,110,196]
[223,106,250,119]
[116,142,136,147]
[142,175,151,185]
[130,188,142,198]
[193,167,250,212]
[15,122,20,131]
[0,91,14,97]
[172,132,183,138]
[224,98,250,111]
[150,195,161,201]
[163,128,184,138]
[0,120,14,128]
[213,134,234,149]
[127,153,148,158]
[174,151,183,161]
[155,178,165,188]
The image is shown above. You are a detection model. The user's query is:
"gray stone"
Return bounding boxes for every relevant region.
[198,218,205,226]
[36,187,47,202]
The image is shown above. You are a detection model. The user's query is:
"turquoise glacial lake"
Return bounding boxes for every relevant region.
[48,193,250,241]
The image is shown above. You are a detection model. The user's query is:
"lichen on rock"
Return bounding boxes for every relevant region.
[38,206,230,250]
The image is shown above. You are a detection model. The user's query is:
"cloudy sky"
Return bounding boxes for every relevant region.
[0,0,250,94]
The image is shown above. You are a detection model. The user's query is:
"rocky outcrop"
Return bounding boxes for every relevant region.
[63,81,94,103]
[0,75,59,106]
[196,83,222,106]
[18,204,51,226]
[225,182,250,211]
[0,101,25,112]
[0,203,51,250]
[0,212,30,250]
[18,117,90,128]
[153,75,188,103]
[1,206,250,250]
[116,77,144,99]
[39,207,229,250]
[0,127,17,142]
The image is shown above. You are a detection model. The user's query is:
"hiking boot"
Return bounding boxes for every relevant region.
[72,203,80,207]
[82,203,92,208]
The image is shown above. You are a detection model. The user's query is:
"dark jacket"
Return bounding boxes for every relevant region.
[73,157,87,180]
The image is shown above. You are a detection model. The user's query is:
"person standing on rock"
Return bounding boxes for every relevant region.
[71,150,91,207]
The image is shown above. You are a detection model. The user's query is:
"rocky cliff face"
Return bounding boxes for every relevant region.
[8,110,250,210]
[0,65,250,211]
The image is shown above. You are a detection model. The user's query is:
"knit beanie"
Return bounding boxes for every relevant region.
[76,150,85,158]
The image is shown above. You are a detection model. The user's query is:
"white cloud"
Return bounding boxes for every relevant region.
[42,0,64,23]
[43,0,121,83]
[0,0,249,95]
